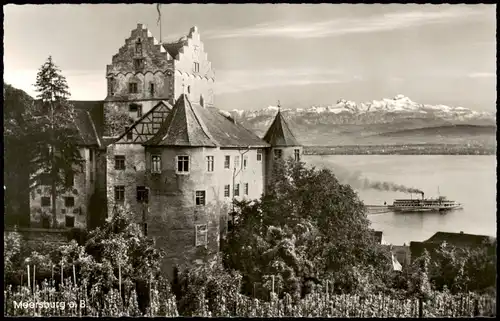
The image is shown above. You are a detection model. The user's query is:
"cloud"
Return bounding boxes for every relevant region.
[215,68,359,94]
[468,72,496,79]
[205,6,487,39]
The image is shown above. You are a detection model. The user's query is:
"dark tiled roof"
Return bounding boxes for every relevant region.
[425,232,496,247]
[263,111,301,147]
[74,109,101,147]
[144,94,216,147]
[197,106,270,148]
[144,95,269,148]
[409,241,440,261]
[33,100,101,147]
[70,100,105,138]
[162,40,186,59]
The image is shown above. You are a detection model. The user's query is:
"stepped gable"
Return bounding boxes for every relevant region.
[263,110,301,147]
[144,94,216,147]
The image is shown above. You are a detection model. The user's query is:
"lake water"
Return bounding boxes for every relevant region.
[303,155,497,245]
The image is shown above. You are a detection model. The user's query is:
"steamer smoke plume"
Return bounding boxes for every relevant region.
[319,161,424,195]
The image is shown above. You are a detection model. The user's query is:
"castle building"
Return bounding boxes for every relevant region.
[28,23,302,276]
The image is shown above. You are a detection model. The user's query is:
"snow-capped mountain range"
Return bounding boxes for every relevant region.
[229,95,495,124]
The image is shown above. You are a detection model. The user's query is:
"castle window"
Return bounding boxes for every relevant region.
[125,127,133,141]
[143,223,148,236]
[195,191,206,206]
[294,149,301,162]
[224,184,230,197]
[41,197,51,207]
[108,77,115,96]
[129,103,142,117]
[114,186,125,202]
[134,58,144,70]
[39,173,52,186]
[135,39,142,55]
[243,155,248,170]
[234,156,240,170]
[257,149,262,161]
[274,149,282,159]
[137,186,149,203]
[150,83,155,96]
[151,155,161,173]
[234,184,240,197]
[187,86,191,94]
[65,215,75,228]
[195,224,208,247]
[244,183,249,196]
[206,156,214,172]
[194,62,200,73]
[224,156,230,169]
[89,149,93,162]
[65,171,74,187]
[65,196,75,208]
[176,155,190,173]
[114,155,126,170]
[129,82,138,94]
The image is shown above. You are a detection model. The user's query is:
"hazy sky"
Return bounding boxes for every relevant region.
[3,4,496,111]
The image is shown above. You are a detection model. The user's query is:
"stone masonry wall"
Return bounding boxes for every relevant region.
[144,146,266,277]
[105,143,147,223]
[29,147,95,229]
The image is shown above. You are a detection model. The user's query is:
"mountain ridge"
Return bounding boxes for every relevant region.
[228,95,496,146]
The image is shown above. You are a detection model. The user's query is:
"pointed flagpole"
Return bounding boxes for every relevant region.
[156,4,162,44]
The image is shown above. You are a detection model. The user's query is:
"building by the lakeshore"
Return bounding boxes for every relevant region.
[27,23,303,276]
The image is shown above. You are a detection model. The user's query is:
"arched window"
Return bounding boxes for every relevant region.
[135,39,142,55]
[200,94,204,107]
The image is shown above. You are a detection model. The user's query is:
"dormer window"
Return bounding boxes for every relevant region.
[135,39,142,55]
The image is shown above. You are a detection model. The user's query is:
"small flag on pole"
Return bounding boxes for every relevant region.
[156,4,162,25]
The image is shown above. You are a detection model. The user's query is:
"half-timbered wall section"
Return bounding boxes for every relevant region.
[105,101,172,219]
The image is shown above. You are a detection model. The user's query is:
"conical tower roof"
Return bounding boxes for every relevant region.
[144,94,217,147]
[263,110,300,147]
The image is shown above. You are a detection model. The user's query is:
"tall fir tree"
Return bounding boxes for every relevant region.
[32,56,84,227]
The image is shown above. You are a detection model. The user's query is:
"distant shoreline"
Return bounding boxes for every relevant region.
[304,144,496,156]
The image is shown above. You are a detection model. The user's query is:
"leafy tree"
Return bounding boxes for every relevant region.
[4,84,36,226]
[426,242,496,294]
[175,254,242,316]
[31,56,84,226]
[223,158,392,297]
